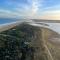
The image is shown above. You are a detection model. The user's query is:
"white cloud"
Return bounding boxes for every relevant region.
[0,0,45,19]
[0,9,22,18]
[39,10,60,20]
[31,0,43,16]
[43,10,60,14]
[43,4,60,11]
[0,0,60,20]
[36,4,60,20]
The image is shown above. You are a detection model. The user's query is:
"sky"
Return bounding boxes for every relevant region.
[0,0,60,20]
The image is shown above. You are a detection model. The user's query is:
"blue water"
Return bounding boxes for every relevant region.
[0,18,19,24]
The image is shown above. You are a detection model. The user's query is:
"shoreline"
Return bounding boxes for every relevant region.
[0,21,24,32]
[0,21,60,35]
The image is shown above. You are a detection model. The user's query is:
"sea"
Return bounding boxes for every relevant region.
[0,18,60,34]
[0,18,19,24]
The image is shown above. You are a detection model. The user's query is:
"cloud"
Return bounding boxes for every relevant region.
[32,0,39,15]
[31,0,43,16]
[0,0,44,19]
[0,8,33,18]
[0,0,60,20]
[36,4,60,20]
[13,0,43,18]
[0,9,21,18]
[42,4,60,11]
[39,10,60,20]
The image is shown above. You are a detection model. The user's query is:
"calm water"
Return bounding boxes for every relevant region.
[0,18,19,24]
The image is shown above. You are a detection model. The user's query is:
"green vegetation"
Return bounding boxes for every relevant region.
[0,23,60,60]
[0,23,40,60]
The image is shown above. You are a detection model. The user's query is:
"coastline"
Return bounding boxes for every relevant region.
[0,21,23,32]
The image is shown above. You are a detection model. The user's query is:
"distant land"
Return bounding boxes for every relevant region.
[32,19,60,23]
[0,18,60,25]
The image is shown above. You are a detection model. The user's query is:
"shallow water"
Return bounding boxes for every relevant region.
[47,23,60,34]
